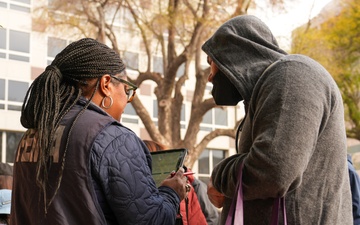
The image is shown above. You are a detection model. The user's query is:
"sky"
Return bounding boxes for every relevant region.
[249,0,333,50]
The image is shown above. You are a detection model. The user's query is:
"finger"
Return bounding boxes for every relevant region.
[174,167,184,177]
[170,170,176,177]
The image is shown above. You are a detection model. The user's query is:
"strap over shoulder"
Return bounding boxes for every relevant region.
[225,162,287,225]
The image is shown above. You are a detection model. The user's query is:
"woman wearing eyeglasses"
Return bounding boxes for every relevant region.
[11,38,188,225]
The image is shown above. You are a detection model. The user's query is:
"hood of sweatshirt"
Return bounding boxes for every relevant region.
[201,15,287,102]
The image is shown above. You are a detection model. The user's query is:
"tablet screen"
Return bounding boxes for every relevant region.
[151,148,187,187]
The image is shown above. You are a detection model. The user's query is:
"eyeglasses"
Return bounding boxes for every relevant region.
[110,75,138,103]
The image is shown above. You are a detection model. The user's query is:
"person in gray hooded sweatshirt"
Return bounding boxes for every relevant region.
[202,15,352,225]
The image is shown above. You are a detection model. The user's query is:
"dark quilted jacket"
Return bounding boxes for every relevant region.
[11,98,180,225]
[90,110,181,224]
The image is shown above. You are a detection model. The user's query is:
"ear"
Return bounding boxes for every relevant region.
[98,74,113,96]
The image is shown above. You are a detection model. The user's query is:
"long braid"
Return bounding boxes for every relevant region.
[47,79,99,210]
[20,38,126,213]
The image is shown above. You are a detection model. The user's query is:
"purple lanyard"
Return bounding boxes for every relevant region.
[225,163,287,225]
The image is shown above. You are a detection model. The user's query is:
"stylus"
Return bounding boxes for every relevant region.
[170,171,195,177]
[183,172,195,176]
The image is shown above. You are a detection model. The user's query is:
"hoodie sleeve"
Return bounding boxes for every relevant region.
[212,57,341,201]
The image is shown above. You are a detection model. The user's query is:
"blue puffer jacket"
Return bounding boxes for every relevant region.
[89,105,180,225]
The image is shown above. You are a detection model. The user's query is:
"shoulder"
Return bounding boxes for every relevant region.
[90,122,148,170]
[264,55,329,79]
[91,123,143,157]
[256,54,339,100]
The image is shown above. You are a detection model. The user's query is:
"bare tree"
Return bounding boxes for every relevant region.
[33,0,283,166]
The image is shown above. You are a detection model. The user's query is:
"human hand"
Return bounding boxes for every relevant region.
[160,167,188,200]
[207,177,225,208]
[183,167,195,183]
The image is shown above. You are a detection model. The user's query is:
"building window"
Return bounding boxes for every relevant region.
[204,84,213,98]
[0,29,6,49]
[0,29,30,62]
[12,0,31,4]
[8,80,28,102]
[9,30,30,53]
[214,108,227,126]
[153,56,163,74]
[198,149,226,184]
[180,104,185,121]
[8,80,28,111]
[0,79,29,111]
[122,103,138,124]
[153,99,157,118]
[0,79,4,100]
[6,131,23,163]
[0,0,31,13]
[48,37,67,58]
[202,109,212,124]
[9,3,30,12]
[123,51,139,70]
[0,131,24,163]
[0,79,4,109]
[200,108,228,131]
[176,63,185,78]
[153,99,185,122]
[124,103,136,116]
[47,37,68,64]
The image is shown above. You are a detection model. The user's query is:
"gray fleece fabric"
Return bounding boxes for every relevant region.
[202,15,352,225]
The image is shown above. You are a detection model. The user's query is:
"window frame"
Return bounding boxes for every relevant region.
[197,148,226,184]
[0,78,30,111]
[0,29,30,62]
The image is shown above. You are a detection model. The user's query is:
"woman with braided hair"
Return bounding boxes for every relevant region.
[11,38,188,225]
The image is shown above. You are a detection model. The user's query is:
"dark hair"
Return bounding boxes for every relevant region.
[143,140,168,152]
[20,38,125,213]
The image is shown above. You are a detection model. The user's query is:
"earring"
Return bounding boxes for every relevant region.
[101,96,113,109]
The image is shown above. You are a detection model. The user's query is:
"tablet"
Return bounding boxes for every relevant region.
[151,148,188,187]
